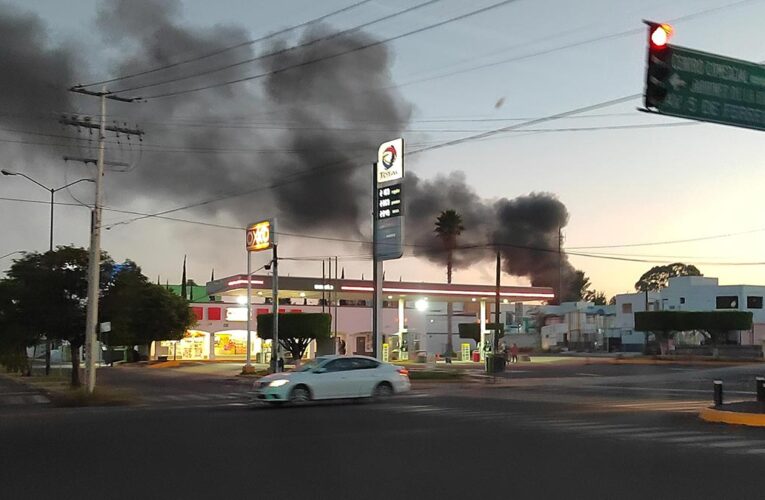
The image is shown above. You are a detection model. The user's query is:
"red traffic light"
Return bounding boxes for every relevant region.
[650,23,673,48]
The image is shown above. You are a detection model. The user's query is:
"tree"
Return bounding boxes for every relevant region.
[634,311,752,353]
[435,209,464,357]
[0,280,35,374]
[4,247,114,386]
[634,263,702,292]
[256,313,331,366]
[564,270,606,305]
[100,262,195,354]
[588,291,608,306]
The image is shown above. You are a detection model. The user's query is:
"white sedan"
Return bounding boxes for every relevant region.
[253,355,411,404]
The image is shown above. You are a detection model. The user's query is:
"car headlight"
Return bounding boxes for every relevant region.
[268,379,290,387]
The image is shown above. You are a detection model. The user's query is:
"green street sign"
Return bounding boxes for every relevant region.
[649,45,765,132]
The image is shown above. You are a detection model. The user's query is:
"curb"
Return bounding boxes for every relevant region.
[699,406,765,427]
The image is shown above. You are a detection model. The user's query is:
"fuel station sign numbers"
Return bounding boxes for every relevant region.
[377,183,402,220]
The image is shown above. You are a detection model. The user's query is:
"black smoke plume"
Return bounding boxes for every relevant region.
[0,0,578,294]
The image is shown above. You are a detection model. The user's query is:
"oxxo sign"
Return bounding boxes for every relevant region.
[246,219,274,252]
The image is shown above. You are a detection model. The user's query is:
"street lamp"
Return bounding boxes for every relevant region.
[0,250,24,261]
[2,169,94,376]
[1,169,94,252]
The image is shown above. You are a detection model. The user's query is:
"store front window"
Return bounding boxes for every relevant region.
[214,330,261,358]
[214,331,248,357]
[153,330,210,360]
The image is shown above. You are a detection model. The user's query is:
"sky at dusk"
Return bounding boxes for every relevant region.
[2,0,765,299]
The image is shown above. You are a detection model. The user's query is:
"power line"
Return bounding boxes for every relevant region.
[4,195,765,266]
[137,0,760,120]
[143,0,522,99]
[0,121,695,156]
[76,0,377,88]
[113,0,444,94]
[568,251,765,266]
[392,0,761,91]
[407,94,642,155]
[567,227,765,250]
[99,93,643,229]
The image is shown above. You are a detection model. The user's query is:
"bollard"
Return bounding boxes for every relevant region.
[757,377,765,403]
[713,380,723,407]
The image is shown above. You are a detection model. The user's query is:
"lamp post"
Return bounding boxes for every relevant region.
[1,169,94,252]
[1,169,95,375]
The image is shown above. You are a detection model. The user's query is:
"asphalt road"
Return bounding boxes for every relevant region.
[3,363,765,499]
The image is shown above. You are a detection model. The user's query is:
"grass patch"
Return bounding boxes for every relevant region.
[48,387,139,407]
[238,369,270,378]
[408,370,465,380]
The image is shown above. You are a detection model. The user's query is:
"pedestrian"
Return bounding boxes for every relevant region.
[278,357,285,371]
[510,343,519,363]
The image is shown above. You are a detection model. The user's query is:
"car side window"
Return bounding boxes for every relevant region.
[323,359,355,372]
[351,358,380,370]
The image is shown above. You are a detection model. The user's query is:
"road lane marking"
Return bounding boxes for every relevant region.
[662,435,727,443]
[587,427,662,436]
[737,448,765,455]
[704,440,765,448]
[641,431,709,439]
[590,386,755,396]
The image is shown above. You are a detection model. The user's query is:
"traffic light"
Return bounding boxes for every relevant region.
[644,22,673,108]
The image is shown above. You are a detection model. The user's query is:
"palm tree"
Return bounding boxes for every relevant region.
[434,210,464,359]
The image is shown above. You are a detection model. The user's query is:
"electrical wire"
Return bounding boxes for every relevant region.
[567,227,765,250]
[3,195,765,266]
[392,0,762,91]
[77,0,377,88]
[143,0,522,99]
[112,0,444,94]
[97,93,644,229]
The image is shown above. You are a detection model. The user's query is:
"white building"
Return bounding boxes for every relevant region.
[614,276,765,349]
[539,302,617,351]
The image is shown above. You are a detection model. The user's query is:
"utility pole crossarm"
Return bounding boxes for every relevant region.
[69,85,143,103]
[63,156,130,167]
[58,116,144,136]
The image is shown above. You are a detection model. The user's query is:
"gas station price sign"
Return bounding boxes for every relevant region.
[376,183,402,220]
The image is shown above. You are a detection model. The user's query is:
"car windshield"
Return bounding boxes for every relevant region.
[295,357,329,372]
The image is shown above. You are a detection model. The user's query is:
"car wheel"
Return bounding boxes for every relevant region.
[289,385,311,405]
[372,382,394,400]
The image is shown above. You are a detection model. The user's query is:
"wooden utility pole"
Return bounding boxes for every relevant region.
[63,85,143,393]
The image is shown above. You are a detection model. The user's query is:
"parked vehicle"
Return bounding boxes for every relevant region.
[252,355,410,404]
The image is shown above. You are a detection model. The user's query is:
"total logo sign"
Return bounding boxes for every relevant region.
[246,219,274,252]
[377,138,403,184]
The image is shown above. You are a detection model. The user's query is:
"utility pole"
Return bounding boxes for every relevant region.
[334,255,338,347]
[64,85,143,393]
[494,250,501,353]
[558,226,563,306]
[271,244,280,372]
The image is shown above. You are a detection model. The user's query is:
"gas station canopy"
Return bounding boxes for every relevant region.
[207,274,555,303]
